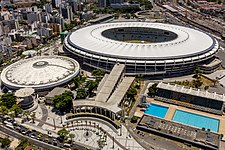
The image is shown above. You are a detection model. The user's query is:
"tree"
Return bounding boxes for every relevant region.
[131,116,139,123]
[194,68,203,78]
[129,0,153,10]
[1,138,11,148]
[91,69,105,77]
[85,80,98,96]
[192,79,203,88]
[71,75,86,90]
[147,83,158,97]
[16,137,30,150]
[8,111,16,120]
[31,112,36,123]
[0,93,16,109]
[0,106,8,115]
[22,111,30,121]
[57,128,69,139]
[10,104,23,117]
[76,88,87,99]
[127,87,137,101]
[113,13,119,19]
[53,91,74,112]
[69,133,75,142]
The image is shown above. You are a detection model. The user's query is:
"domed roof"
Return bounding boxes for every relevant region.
[1,56,80,90]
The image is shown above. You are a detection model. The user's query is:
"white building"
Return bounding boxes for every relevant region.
[1,56,80,90]
[64,22,220,75]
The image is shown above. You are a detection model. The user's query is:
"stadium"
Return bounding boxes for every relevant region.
[0,56,80,90]
[63,22,220,75]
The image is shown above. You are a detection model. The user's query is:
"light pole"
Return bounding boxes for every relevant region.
[53,118,56,130]
[112,136,114,149]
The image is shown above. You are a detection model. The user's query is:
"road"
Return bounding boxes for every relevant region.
[0,125,60,150]
[129,80,149,119]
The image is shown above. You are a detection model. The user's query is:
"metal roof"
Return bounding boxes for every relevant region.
[67,22,217,60]
[1,56,80,90]
[157,82,225,102]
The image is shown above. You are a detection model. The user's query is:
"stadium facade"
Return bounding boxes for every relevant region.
[63,22,220,75]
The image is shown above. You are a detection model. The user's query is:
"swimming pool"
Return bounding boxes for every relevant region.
[173,110,219,132]
[145,103,168,118]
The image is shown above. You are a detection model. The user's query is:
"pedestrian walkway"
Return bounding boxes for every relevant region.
[66,120,144,150]
[164,106,177,120]
[37,104,48,127]
[219,118,225,140]
[24,102,144,149]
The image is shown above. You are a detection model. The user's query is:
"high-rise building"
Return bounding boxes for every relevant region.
[68,0,82,12]
[60,3,73,21]
[43,3,53,13]
[109,0,123,4]
[37,27,53,37]
[52,0,62,8]
[98,0,108,7]
[27,12,42,23]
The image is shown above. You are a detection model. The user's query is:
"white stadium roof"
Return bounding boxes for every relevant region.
[67,22,216,59]
[1,56,80,90]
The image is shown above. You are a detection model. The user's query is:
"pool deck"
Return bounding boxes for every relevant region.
[164,105,177,120]
[219,118,225,140]
[146,98,225,140]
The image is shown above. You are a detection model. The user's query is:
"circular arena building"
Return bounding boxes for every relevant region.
[1,56,80,90]
[63,22,220,75]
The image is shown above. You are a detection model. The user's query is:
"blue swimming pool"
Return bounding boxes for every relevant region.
[173,110,219,132]
[144,103,168,118]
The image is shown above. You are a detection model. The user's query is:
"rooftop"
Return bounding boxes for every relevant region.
[46,87,71,98]
[157,82,225,102]
[107,76,135,105]
[1,56,80,90]
[95,64,125,102]
[15,87,34,97]
[67,22,217,59]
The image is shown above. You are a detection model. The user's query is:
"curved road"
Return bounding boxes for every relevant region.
[0,125,60,150]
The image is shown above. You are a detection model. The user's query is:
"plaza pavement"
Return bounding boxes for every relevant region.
[23,104,144,150]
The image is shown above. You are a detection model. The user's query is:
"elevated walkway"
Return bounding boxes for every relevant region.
[96,74,108,95]
[95,64,125,103]
[164,105,177,120]
[108,77,135,105]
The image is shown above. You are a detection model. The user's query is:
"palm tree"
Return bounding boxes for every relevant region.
[194,68,203,78]
[31,112,36,123]
[22,111,30,121]
[69,133,75,142]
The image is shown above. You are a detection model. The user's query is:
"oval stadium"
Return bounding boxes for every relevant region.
[63,22,220,75]
[0,56,80,90]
